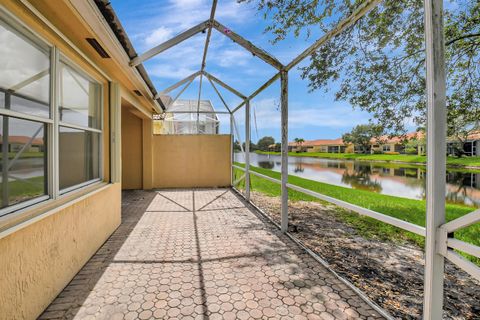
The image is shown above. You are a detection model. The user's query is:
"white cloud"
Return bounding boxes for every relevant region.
[147,0,254,31]
[149,64,198,80]
[140,26,267,84]
[170,0,204,9]
[131,0,255,48]
[237,98,371,130]
[115,0,272,90]
[216,49,250,67]
[144,27,174,47]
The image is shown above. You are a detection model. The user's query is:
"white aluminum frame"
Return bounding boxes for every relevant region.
[423,0,448,317]
[0,9,52,216]
[245,99,251,201]
[127,0,479,317]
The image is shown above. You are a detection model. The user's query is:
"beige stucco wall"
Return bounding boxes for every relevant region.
[0,183,121,320]
[121,107,143,189]
[0,2,154,319]
[152,135,231,188]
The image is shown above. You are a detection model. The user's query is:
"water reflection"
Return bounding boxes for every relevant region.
[235,153,480,207]
[294,164,304,173]
[341,165,382,193]
[258,161,274,170]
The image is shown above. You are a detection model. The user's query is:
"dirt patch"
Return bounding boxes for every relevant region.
[250,191,480,320]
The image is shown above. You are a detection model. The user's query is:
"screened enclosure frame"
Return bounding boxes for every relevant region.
[126,0,480,318]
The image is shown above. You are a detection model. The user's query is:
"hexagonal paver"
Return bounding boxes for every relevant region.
[38,189,385,319]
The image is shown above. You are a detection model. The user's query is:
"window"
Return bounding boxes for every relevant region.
[59,62,101,129]
[0,117,47,209]
[58,60,102,192]
[59,127,100,190]
[382,145,391,152]
[0,11,103,216]
[0,14,50,211]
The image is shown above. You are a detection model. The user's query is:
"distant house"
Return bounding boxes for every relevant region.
[286,130,480,156]
[372,131,480,156]
[0,135,44,153]
[267,143,280,152]
[153,99,219,135]
[370,131,424,154]
[447,131,480,157]
[288,138,353,153]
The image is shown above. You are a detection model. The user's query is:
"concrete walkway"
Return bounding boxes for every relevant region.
[39,189,384,320]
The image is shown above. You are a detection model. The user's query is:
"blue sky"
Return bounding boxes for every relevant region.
[111,0,378,143]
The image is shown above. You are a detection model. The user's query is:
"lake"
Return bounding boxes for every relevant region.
[235,152,480,207]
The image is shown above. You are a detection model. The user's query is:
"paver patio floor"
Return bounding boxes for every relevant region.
[39,189,384,320]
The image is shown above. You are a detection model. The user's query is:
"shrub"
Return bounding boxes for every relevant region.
[405,147,418,155]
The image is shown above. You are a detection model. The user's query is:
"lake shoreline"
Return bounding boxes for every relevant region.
[253,150,480,170]
[233,163,479,252]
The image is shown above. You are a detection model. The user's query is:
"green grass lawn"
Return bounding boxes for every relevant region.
[255,150,480,168]
[0,176,45,205]
[234,163,479,263]
[0,152,44,160]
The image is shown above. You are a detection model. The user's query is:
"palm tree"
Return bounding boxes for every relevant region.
[294,138,305,152]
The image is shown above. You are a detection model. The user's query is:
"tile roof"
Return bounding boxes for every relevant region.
[0,135,44,145]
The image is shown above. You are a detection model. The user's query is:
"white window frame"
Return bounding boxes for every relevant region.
[0,7,104,218]
[57,54,103,195]
[0,9,52,217]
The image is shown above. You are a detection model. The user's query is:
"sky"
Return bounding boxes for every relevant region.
[110,0,385,143]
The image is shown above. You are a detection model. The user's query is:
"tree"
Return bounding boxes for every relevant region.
[294,138,305,151]
[245,0,480,137]
[257,136,276,151]
[342,124,384,154]
[233,140,242,152]
[447,100,479,157]
[404,129,426,155]
[242,141,258,151]
[274,142,282,152]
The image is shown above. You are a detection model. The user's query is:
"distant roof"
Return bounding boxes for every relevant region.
[288,138,344,147]
[371,131,424,144]
[446,130,480,142]
[288,131,425,147]
[167,99,216,113]
[466,131,480,141]
[0,136,44,145]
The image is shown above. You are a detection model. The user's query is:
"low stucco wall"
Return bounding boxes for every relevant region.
[152,135,231,188]
[121,108,143,189]
[0,183,121,320]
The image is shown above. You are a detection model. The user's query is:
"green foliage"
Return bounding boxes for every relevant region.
[257,136,275,151]
[242,140,258,151]
[405,147,418,155]
[404,132,426,155]
[342,124,383,153]
[246,0,480,136]
[0,152,44,160]
[293,137,305,148]
[233,140,242,152]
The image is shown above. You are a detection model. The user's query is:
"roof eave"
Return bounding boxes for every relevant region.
[93,0,165,112]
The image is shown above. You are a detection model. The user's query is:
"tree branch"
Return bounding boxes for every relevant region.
[446,33,480,46]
